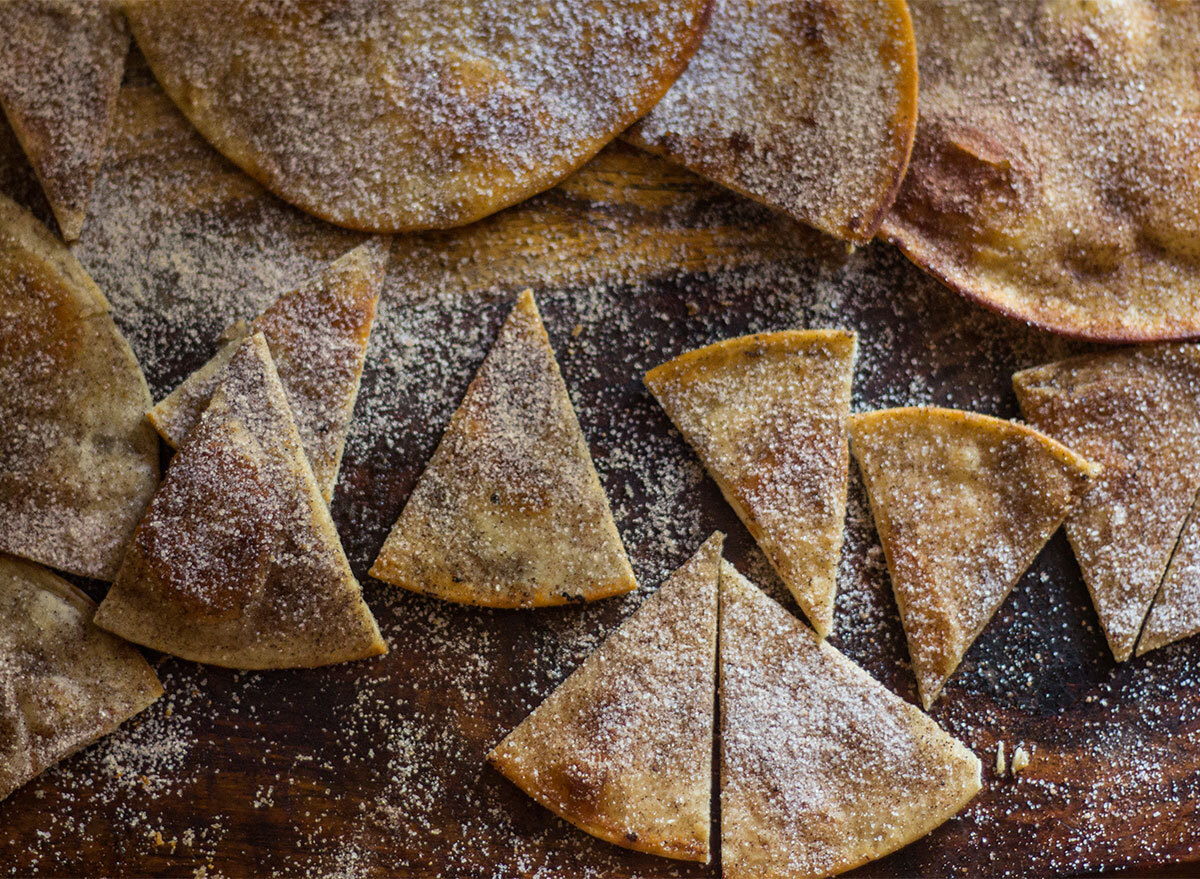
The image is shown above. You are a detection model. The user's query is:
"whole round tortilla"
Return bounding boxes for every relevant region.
[882,0,1200,341]
[626,0,918,243]
[125,0,712,233]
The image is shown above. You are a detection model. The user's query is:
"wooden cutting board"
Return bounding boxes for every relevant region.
[1,53,1197,879]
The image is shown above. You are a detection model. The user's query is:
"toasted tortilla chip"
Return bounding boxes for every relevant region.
[882,1,1200,341]
[0,193,158,581]
[719,562,981,879]
[95,334,386,669]
[370,290,636,607]
[124,0,710,233]
[1014,345,1200,661]
[626,0,917,243]
[1139,495,1200,657]
[0,0,129,241]
[148,239,388,502]
[489,532,722,861]
[847,408,1097,707]
[645,331,856,637]
[0,554,161,802]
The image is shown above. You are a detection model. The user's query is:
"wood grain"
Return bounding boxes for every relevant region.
[0,51,1196,879]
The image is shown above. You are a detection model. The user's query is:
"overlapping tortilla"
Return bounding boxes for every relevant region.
[627,0,917,242]
[95,334,386,669]
[125,0,712,232]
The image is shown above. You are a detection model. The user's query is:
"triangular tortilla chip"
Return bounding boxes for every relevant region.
[0,554,162,802]
[625,0,918,243]
[0,193,159,581]
[719,562,981,879]
[488,532,722,861]
[847,407,1097,707]
[370,289,636,607]
[94,333,386,669]
[644,331,857,637]
[1014,345,1200,662]
[148,239,389,502]
[1139,494,1200,657]
[0,0,129,240]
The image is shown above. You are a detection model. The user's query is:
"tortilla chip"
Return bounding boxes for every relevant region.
[1139,495,1200,657]
[148,239,388,502]
[626,0,917,243]
[124,0,710,232]
[0,192,158,581]
[0,554,161,802]
[0,0,129,241]
[645,331,856,637]
[719,562,981,879]
[1015,345,1200,661]
[489,532,722,861]
[881,1,1200,341]
[95,333,386,669]
[370,290,636,607]
[847,407,1097,706]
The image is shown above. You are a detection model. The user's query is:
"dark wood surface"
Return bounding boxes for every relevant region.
[1,52,1198,879]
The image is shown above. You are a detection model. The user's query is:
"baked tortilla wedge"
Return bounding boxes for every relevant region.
[1139,495,1200,657]
[0,192,158,581]
[488,532,722,862]
[95,333,386,669]
[0,0,129,241]
[847,407,1097,707]
[148,238,389,503]
[882,0,1200,341]
[125,0,711,232]
[1015,345,1200,661]
[626,0,917,242]
[371,290,636,607]
[645,330,856,637]
[719,562,981,879]
[0,554,162,802]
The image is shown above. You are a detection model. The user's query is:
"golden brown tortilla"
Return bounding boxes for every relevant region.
[125,0,712,232]
[645,330,856,637]
[148,239,389,503]
[1139,496,1200,657]
[488,533,722,862]
[0,0,129,240]
[1014,345,1200,661]
[847,407,1097,707]
[719,562,982,879]
[0,192,159,581]
[626,0,917,243]
[370,290,636,607]
[95,333,386,669]
[0,554,162,802]
[882,0,1200,341]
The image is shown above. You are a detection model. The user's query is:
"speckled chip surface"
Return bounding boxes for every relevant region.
[370,290,637,608]
[0,192,158,581]
[719,562,982,879]
[124,0,711,232]
[882,0,1200,341]
[149,239,388,503]
[1015,345,1200,662]
[626,0,917,243]
[0,554,162,802]
[488,532,721,862]
[0,0,128,240]
[96,333,386,669]
[645,330,856,637]
[847,407,1097,706]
